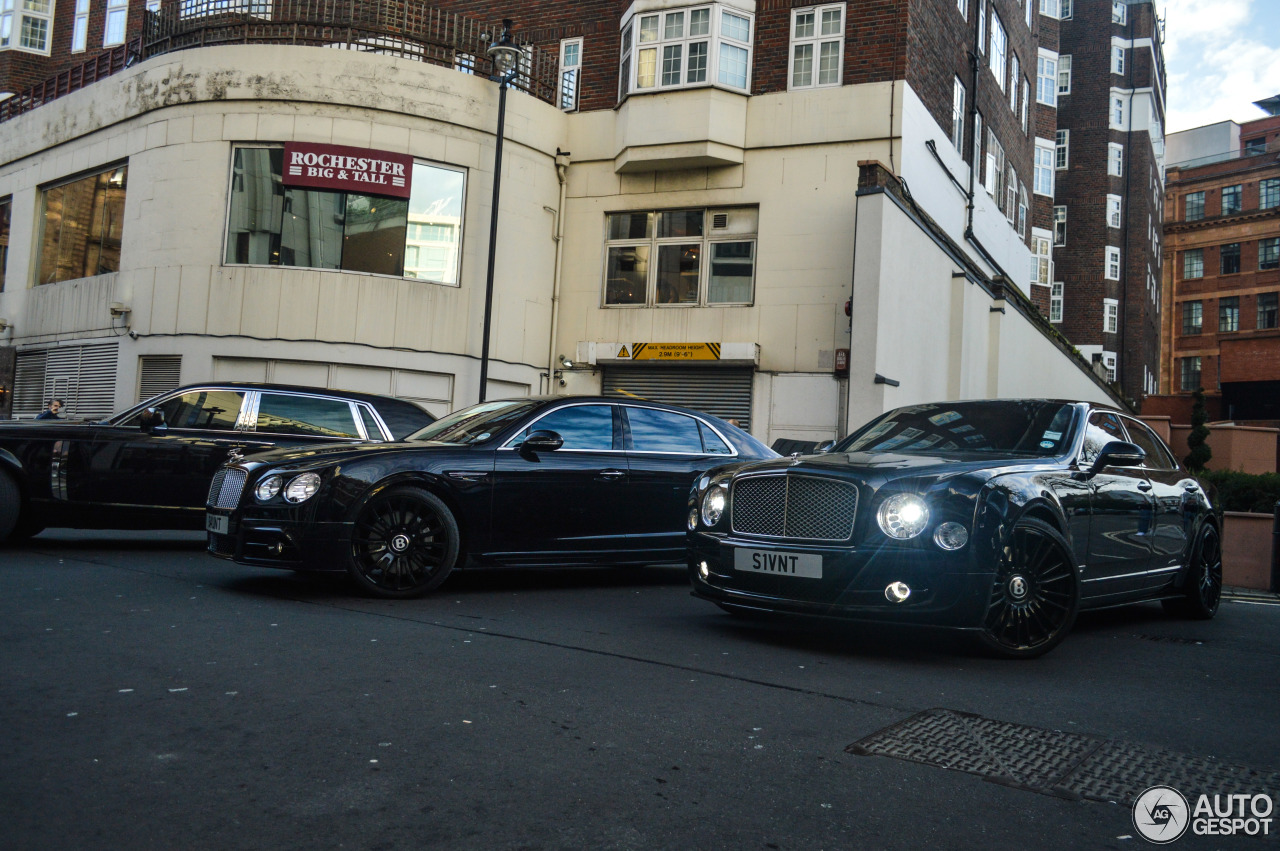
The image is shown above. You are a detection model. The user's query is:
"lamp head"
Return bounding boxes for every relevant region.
[487,19,521,79]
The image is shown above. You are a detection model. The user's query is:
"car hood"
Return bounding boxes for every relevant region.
[736,450,1058,485]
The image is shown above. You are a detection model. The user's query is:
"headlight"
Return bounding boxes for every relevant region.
[254,475,283,502]
[688,507,700,531]
[283,472,322,503]
[877,493,930,539]
[933,521,969,551]
[700,486,727,527]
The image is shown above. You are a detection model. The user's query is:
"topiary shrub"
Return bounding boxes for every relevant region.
[1184,387,1213,472]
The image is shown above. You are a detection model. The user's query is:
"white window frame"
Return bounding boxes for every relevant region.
[973,111,984,182]
[1110,93,1127,129]
[1033,141,1054,196]
[985,128,1004,199]
[621,4,753,96]
[957,0,966,18]
[1108,142,1124,176]
[72,0,89,53]
[988,9,1007,91]
[104,0,129,48]
[1057,54,1071,95]
[1055,129,1068,169]
[1020,78,1029,133]
[1105,247,1121,282]
[1106,194,1122,229]
[1009,53,1019,112]
[788,4,844,91]
[3,0,54,53]
[951,76,966,155]
[1050,281,1063,322]
[1039,0,1060,17]
[977,0,986,54]
[559,38,583,111]
[1060,0,1072,19]
[1030,231,1052,287]
[1053,205,1066,246]
[1103,299,1119,334]
[1111,0,1126,24]
[1036,52,1056,106]
[1111,45,1125,75]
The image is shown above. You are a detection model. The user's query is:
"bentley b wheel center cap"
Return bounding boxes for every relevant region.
[390,533,411,553]
[1008,575,1029,600]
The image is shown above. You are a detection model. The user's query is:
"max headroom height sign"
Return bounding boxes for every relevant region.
[283,142,414,199]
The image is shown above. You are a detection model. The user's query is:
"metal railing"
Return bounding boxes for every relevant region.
[1,1,558,125]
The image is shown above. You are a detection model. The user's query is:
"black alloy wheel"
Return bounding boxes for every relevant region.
[1163,524,1222,620]
[977,517,1080,659]
[348,486,460,599]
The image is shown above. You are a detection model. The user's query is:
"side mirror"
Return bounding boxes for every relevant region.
[1090,440,1145,474]
[815,440,836,454]
[140,407,167,434]
[520,429,564,453]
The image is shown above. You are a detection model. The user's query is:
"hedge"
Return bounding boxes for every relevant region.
[1196,469,1280,514]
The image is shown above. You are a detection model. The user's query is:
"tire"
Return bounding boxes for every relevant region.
[7,516,45,543]
[975,517,1080,659]
[0,472,19,542]
[1162,524,1222,620]
[347,486,460,599]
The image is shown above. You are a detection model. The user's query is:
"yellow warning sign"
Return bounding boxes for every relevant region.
[617,345,630,358]
[631,343,721,361]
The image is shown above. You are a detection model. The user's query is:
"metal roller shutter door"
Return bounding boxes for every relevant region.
[13,343,119,420]
[601,366,753,430]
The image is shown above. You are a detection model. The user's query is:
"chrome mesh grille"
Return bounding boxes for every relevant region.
[731,474,857,541]
[207,468,248,509]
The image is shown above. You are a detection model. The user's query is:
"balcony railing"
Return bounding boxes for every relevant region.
[1,1,558,124]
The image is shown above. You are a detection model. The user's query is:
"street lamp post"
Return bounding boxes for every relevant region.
[477,19,521,403]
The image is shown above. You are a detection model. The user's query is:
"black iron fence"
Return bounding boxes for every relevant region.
[1,1,558,124]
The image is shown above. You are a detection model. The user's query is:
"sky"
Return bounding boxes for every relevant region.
[1161,0,1280,133]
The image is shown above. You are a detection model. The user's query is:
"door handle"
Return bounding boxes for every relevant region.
[598,469,627,481]
[1137,482,1153,492]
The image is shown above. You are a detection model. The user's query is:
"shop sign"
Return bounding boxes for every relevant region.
[282,142,413,199]
[626,343,722,361]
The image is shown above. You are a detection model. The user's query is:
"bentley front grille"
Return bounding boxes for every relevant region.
[731,474,857,541]
[207,468,248,509]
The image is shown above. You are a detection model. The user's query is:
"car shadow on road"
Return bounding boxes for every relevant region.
[12,530,208,551]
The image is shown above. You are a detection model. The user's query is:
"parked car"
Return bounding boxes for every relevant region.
[0,383,435,542]
[205,396,777,597]
[687,399,1223,658]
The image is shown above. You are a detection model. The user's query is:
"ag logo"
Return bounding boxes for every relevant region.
[1133,785,1190,844]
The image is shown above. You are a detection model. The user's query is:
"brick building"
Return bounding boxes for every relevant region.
[0,0,1120,432]
[1154,105,1280,421]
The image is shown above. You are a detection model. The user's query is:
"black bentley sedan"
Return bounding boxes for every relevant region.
[205,396,776,597]
[0,383,435,542]
[687,400,1222,658]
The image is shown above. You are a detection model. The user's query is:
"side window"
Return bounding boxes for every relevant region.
[1123,418,1176,470]
[127,390,246,431]
[699,421,733,455]
[358,406,386,441]
[626,407,705,453]
[516,405,616,451]
[1079,411,1126,466]
[255,394,361,438]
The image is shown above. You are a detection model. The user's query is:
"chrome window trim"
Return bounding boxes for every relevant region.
[248,389,365,440]
[357,402,394,442]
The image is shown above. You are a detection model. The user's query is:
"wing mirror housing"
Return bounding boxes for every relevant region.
[520,430,564,453]
[140,407,167,435]
[1090,440,1146,474]
[815,440,836,454]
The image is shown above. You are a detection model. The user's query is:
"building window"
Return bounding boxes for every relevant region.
[973,111,983,181]
[2,0,53,52]
[622,5,753,95]
[1110,95,1126,129]
[453,53,476,74]
[179,1,271,19]
[985,129,1005,201]
[1036,54,1056,106]
[224,147,466,284]
[1182,301,1202,335]
[1050,281,1063,322]
[1219,296,1239,333]
[1104,246,1121,281]
[1221,184,1242,216]
[603,207,757,307]
[1111,0,1126,24]
[1017,183,1028,236]
[0,196,9,292]
[1009,53,1020,112]
[989,9,1007,91]
[1185,191,1204,221]
[1221,242,1241,274]
[1020,78,1029,133]
[1244,137,1266,155]
[559,38,583,111]
[1030,234,1052,286]
[1111,45,1125,75]
[1183,248,1203,279]
[1261,237,1280,270]
[1258,292,1279,329]
[1106,194,1122,228]
[789,4,844,90]
[1055,129,1068,169]
[1060,0,1072,18]
[1053,205,1066,245]
[1039,0,1059,18]
[958,0,966,18]
[951,77,966,154]
[977,0,986,54]
[72,0,89,52]
[1103,298,1119,333]
[1261,178,1279,210]
[1108,143,1124,176]
[1057,54,1072,94]
[1179,357,1201,391]
[38,164,129,286]
[1034,142,1054,196]
[105,0,129,47]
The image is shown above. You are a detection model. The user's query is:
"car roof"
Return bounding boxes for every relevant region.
[166,382,417,407]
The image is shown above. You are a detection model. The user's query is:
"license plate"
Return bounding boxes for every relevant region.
[205,513,229,535]
[734,548,822,579]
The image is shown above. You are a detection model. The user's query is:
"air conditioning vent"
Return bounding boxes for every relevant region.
[712,213,728,229]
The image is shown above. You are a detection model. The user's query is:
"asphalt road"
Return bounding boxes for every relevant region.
[1,530,1278,850]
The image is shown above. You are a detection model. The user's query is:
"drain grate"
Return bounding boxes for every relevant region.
[848,709,1280,805]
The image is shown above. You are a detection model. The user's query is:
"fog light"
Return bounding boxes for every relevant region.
[688,507,700,531]
[699,561,710,579]
[933,521,969,551]
[885,581,912,603]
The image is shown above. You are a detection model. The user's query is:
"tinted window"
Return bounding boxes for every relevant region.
[699,421,733,455]
[517,405,616,451]
[839,401,1076,456]
[374,399,434,440]
[359,406,385,441]
[412,400,539,445]
[1123,418,1176,470]
[127,390,244,431]
[627,407,705,453]
[255,394,359,438]
[1080,411,1126,466]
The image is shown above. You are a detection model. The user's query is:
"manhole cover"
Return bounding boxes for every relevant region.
[848,709,1280,805]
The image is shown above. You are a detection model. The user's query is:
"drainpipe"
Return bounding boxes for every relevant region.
[545,149,571,395]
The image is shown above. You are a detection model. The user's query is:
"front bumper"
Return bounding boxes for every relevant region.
[206,508,351,573]
[687,531,996,628]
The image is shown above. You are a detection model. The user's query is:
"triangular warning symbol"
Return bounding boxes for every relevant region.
[618,345,630,358]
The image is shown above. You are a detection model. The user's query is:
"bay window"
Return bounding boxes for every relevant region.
[1,0,53,52]
[621,4,753,97]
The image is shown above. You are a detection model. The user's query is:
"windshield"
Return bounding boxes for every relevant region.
[406,399,539,445]
[837,401,1078,456]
